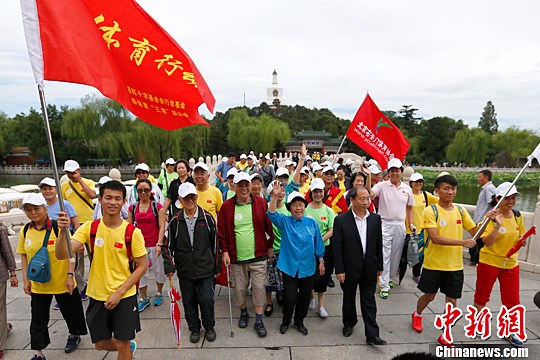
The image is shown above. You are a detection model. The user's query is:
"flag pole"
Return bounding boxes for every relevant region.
[471,142,540,242]
[331,135,347,167]
[37,83,75,263]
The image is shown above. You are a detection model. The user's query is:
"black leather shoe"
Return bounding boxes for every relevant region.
[366,336,387,345]
[205,329,216,342]
[294,323,308,335]
[264,303,274,317]
[254,321,267,337]
[238,311,249,328]
[342,326,353,337]
[276,293,284,306]
[64,335,80,353]
[190,331,200,343]
[279,323,289,334]
[328,278,335,288]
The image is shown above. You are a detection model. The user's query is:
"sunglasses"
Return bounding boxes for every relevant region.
[135,170,147,175]
[136,188,151,194]
[182,194,197,203]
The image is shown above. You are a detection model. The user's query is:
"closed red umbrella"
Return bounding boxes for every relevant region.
[168,278,182,349]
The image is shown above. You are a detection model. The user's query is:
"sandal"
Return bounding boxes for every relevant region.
[264,303,274,317]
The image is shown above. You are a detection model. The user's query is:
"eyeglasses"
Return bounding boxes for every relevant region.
[135,170,147,175]
[136,188,151,194]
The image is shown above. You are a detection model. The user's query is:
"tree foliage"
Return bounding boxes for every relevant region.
[491,127,540,166]
[478,101,498,135]
[446,127,491,165]
[226,108,290,154]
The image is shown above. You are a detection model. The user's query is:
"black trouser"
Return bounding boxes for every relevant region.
[179,276,215,333]
[313,244,334,293]
[30,290,87,350]
[282,273,314,326]
[340,272,379,338]
[412,260,423,277]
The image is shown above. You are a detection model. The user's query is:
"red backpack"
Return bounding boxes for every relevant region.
[88,219,137,274]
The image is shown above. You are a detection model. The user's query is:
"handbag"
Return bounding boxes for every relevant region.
[26,227,52,283]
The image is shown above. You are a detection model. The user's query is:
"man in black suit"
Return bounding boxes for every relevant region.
[333,186,386,345]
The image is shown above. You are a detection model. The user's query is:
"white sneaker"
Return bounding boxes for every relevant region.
[318,307,328,318]
[308,299,316,310]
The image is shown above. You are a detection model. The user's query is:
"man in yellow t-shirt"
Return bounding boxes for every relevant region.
[56,180,147,358]
[411,174,480,347]
[192,162,223,220]
[60,159,96,297]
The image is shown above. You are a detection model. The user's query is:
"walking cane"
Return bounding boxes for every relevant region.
[226,264,234,337]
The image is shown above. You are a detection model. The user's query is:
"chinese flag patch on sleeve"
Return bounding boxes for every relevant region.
[456,220,462,224]
[114,242,124,249]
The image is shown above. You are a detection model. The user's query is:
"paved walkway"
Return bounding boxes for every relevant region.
[4,235,540,359]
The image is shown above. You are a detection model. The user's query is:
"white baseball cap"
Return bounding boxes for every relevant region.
[496,182,519,198]
[305,155,312,161]
[248,155,257,161]
[276,168,289,178]
[22,193,47,207]
[39,177,56,188]
[368,165,381,174]
[323,160,332,167]
[63,159,80,172]
[264,154,271,160]
[165,158,176,165]
[310,178,325,191]
[193,162,209,172]
[135,163,150,173]
[285,160,294,167]
[240,154,247,160]
[222,156,228,163]
[345,159,353,165]
[250,173,263,182]
[287,191,305,204]
[178,182,198,198]
[410,173,424,182]
[368,159,379,166]
[300,167,309,175]
[387,158,403,170]
[311,163,323,172]
[233,172,251,184]
[98,176,112,184]
[322,166,335,174]
[226,168,238,178]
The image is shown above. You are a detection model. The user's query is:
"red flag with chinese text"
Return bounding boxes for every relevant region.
[21,0,215,130]
[346,94,410,169]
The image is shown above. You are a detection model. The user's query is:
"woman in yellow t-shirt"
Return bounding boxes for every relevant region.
[473,182,525,347]
[17,194,87,360]
[407,173,438,283]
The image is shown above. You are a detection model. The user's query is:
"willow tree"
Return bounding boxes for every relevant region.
[227,108,290,154]
[61,95,136,162]
[446,127,490,165]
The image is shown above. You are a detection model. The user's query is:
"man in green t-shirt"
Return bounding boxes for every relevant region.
[218,172,274,338]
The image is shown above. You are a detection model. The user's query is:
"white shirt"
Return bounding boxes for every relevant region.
[352,209,370,256]
[371,180,414,222]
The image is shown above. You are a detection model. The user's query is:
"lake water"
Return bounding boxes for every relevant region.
[1,174,538,212]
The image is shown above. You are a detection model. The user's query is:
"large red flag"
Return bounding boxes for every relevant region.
[21,0,215,130]
[346,94,410,169]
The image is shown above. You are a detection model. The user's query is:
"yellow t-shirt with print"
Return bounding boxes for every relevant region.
[237,162,248,171]
[299,183,310,196]
[480,214,525,269]
[72,220,147,301]
[422,203,476,271]
[17,224,75,294]
[197,185,223,220]
[406,191,438,234]
[61,178,95,223]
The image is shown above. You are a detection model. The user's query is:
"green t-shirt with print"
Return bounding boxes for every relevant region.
[234,203,256,261]
[305,204,335,246]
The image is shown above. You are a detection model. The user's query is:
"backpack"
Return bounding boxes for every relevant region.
[26,220,58,283]
[131,201,159,229]
[88,219,137,274]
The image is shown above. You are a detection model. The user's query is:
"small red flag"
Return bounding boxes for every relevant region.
[346,94,410,169]
[21,0,215,130]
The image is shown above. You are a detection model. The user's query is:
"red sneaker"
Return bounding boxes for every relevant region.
[437,334,454,348]
[411,311,423,333]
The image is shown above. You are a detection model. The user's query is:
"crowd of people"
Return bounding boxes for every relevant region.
[0,150,532,359]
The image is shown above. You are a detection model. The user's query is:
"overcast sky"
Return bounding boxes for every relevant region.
[1,0,540,131]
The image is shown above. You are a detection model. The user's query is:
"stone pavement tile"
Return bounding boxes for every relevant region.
[136,318,201,349]
[378,314,438,345]
[290,343,432,360]
[5,320,31,350]
[114,347,291,360]
[7,349,104,360]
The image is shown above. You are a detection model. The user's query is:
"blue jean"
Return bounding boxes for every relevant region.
[178,276,215,332]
